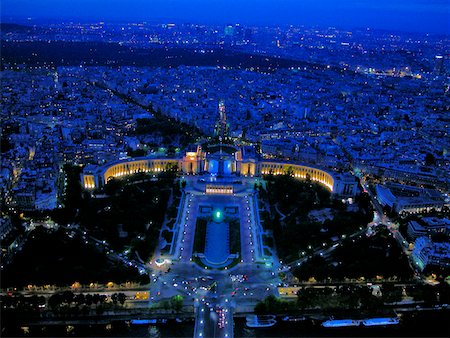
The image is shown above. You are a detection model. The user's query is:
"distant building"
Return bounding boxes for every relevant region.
[434,55,445,75]
[407,217,450,240]
[214,100,229,140]
[375,182,445,214]
[224,25,234,37]
[14,185,35,211]
[35,187,57,210]
[82,139,107,150]
[0,217,14,240]
[13,178,57,211]
[364,163,449,190]
[332,173,359,197]
[412,236,450,271]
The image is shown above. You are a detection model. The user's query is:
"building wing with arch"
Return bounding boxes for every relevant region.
[81,144,358,197]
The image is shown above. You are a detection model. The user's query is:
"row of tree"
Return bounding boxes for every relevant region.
[255,283,450,314]
[154,295,184,312]
[46,291,128,316]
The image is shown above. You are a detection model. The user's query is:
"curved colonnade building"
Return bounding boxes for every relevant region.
[81,145,357,197]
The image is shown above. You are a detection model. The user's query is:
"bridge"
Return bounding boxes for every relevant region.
[193,298,234,338]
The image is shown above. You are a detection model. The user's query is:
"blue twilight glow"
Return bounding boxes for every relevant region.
[1,0,449,34]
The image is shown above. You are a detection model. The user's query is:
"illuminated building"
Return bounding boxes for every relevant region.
[181,145,205,174]
[375,183,445,214]
[205,185,233,195]
[214,100,229,140]
[434,55,445,75]
[80,143,358,197]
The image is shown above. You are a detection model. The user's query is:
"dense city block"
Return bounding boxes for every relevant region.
[1,7,449,338]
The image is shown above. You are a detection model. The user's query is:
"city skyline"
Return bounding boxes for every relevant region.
[2,0,450,35]
[1,2,449,337]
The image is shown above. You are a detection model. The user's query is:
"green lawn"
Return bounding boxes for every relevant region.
[193,218,208,254]
[229,218,241,254]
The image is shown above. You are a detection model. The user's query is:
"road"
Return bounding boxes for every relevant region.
[359,180,411,255]
[284,227,366,270]
[194,297,234,338]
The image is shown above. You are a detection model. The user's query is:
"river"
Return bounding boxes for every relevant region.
[3,310,449,337]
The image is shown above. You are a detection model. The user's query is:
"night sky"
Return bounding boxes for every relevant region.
[1,0,449,34]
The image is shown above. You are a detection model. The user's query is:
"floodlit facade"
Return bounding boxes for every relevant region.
[81,144,358,196]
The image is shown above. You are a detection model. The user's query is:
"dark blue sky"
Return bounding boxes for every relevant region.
[2,0,449,34]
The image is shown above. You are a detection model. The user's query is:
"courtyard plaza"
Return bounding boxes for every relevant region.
[172,176,266,265]
[148,175,281,312]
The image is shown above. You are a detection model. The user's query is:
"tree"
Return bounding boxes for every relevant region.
[284,166,294,177]
[254,301,268,314]
[104,178,123,196]
[381,284,403,303]
[48,293,63,310]
[111,293,118,304]
[61,291,74,304]
[407,285,437,303]
[161,299,170,311]
[117,293,127,305]
[127,148,147,158]
[170,295,183,312]
[85,294,93,306]
[74,294,85,305]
